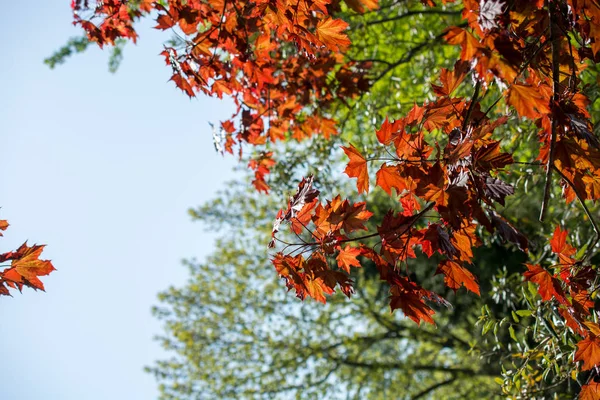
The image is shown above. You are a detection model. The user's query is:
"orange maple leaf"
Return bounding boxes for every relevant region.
[303,276,330,304]
[436,260,480,295]
[507,84,550,120]
[316,269,354,297]
[340,201,373,233]
[290,199,318,234]
[523,263,567,304]
[343,0,378,13]
[342,144,369,194]
[1,243,55,291]
[583,173,600,200]
[315,18,351,52]
[416,162,447,204]
[550,226,576,264]
[558,307,587,337]
[0,220,8,236]
[449,224,481,263]
[376,117,402,145]
[336,245,361,273]
[474,141,514,171]
[376,163,407,196]
[575,336,600,371]
[389,288,435,325]
[432,61,469,97]
[580,381,600,400]
[444,27,481,60]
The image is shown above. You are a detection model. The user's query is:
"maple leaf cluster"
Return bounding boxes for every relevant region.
[72,0,375,192]
[265,0,600,391]
[72,0,600,393]
[0,220,55,296]
[271,67,518,324]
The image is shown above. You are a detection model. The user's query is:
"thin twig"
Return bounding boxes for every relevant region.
[539,2,560,222]
[462,80,481,131]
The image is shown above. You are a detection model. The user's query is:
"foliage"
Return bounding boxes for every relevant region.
[147,179,505,399]
[0,220,55,296]
[44,36,91,69]
[68,0,600,397]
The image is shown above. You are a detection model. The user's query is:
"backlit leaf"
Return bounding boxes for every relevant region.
[315,18,351,52]
[575,336,600,371]
[336,245,361,273]
[342,144,369,194]
[436,259,480,295]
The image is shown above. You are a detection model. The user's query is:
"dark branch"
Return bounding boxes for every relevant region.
[365,9,461,26]
[540,2,561,222]
[371,23,467,86]
[462,80,481,131]
[328,356,491,376]
[411,376,457,400]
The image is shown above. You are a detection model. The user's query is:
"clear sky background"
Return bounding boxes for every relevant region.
[0,2,237,399]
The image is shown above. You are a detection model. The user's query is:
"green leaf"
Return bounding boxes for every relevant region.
[509,325,517,342]
[516,310,532,317]
[483,319,495,335]
[511,311,519,323]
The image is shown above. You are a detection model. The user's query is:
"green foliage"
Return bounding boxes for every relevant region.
[147,180,503,399]
[44,36,126,73]
[44,36,90,70]
[56,0,600,397]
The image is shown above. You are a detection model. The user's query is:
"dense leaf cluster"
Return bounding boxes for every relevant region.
[69,0,600,397]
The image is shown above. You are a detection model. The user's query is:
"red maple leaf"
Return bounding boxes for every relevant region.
[375,117,402,145]
[1,242,55,293]
[436,260,480,295]
[0,220,8,236]
[580,381,600,400]
[523,264,567,305]
[389,283,435,325]
[342,144,369,194]
[507,84,550,120]
[290,199,318,235]
[315,18,351,52]
[336,245,361,273]
[575,336,600,371]
[444,27,481,60]
[549,226,576,265]
[376,163,407,196]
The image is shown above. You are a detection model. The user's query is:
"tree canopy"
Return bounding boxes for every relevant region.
[147,178,505,399]
[57,0,600,397]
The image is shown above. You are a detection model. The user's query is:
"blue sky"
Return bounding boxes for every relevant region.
[0,2,237,399]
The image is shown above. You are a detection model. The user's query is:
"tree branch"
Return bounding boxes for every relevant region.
[327,356,492,376]
[365,9,461,26]
[539,2,561,222]
[411,376,457,400]
[371,23,467,86]
[462,80,481,131]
